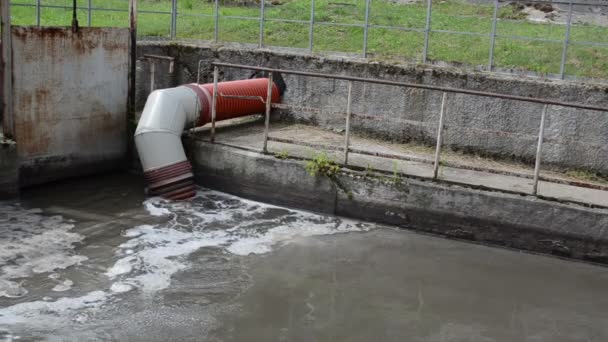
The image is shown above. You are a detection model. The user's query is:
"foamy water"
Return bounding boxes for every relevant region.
[0,204,87,299]
[0,189,373,332]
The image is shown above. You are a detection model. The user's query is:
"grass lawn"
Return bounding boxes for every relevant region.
[9,0,608,79]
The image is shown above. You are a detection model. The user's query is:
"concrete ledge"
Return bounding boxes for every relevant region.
[185,137,608,263]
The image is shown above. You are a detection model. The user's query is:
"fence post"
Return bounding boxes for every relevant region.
[488,0,498,71]
[214,0,219,42]
[362,0,371,58]
[149,60,157,93]
[309,0,315,53]
[87,0,92,26]
[432,92,447,179]
[259,0,265,48]
[263,72,274,153]
[170,0,177,39]
[422,0,432,63]
[211,66,219,143]
[343,81,353,165]
[36,0,41,26]
[559,2,573,80]
[1,0,14,138]
[532,104,548,195]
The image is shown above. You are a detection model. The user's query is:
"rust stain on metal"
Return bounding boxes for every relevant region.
[15,119,51,155]
[11,26,129,167]
[11,27,130,60]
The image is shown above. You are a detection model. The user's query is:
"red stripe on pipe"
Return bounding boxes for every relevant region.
[144,161,196,200]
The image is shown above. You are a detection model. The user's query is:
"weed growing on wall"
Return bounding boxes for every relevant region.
[305,152,352,200]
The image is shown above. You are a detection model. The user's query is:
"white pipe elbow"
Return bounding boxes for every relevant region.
[134,86,200,172]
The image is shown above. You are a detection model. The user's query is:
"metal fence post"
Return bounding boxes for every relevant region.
[211,66,219,143]
[259,0,265,48]
[309,0,315,53]
[559,2,573,79]
[432,92,447,179]
[36,0,41,26]
[488,0,498,71]
[214,0,219,42]
[149,59,156,93]
[87,0,92,26]
[362,0,371,58]
[343,81,353,165]
[422,0,433,63]
[532,104,548,195]
[263,72,274,153]
[170,0,177,39]
[197,60,205,84]
[1,0,14,138]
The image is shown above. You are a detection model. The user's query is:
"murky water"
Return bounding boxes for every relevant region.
[1,173,607,341]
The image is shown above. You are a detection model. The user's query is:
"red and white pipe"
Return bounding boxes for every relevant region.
[135,78,282,200]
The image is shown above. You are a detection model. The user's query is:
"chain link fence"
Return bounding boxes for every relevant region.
[9,0,608,80]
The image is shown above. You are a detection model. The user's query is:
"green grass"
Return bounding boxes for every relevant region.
[9,0,608,78]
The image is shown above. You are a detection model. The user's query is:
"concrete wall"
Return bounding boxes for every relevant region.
[137,42,608,175]
[185,137,608,263]
[11,27,129,186]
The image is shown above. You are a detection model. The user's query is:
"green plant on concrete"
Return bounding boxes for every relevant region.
[305,151,341,178]
[564,169,608,185]
[392,160,402,184]
[275,150,289,160]
[305,151,353,199]
[364,163,374,178]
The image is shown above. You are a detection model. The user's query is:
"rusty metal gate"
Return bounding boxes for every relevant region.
[1,1,136,187]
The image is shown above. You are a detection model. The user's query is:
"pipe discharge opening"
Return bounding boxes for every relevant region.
[135,75,285,200]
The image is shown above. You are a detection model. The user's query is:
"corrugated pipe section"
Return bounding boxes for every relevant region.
[135,75,284,200]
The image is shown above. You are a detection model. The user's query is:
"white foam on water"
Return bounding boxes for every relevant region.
[144,199,172,217]
[106,189,373,293]
[107,224,231,292]
[51,279,74,292]
[0,203,87,298]
[0,291,108,327]
[110,282,134,293]
[0,188,375,333]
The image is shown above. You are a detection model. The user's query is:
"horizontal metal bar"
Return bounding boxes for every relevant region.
[220,15,260,21]
[495,34,563,44]
[264,18,309,24]
[11,3,131,12]
[143,54,175,61]
[213,62,608,112]
[569,40,608,48]
[138,9,173,15]
[175,12,215,18]
[431,29,490,37]
[368,24,425,33]
[315,21,365,28]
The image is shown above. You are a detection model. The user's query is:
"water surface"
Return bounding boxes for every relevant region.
[0,173,607,341]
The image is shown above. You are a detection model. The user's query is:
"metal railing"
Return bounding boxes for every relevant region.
[9,0,608,81]
[206,61,608,197]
